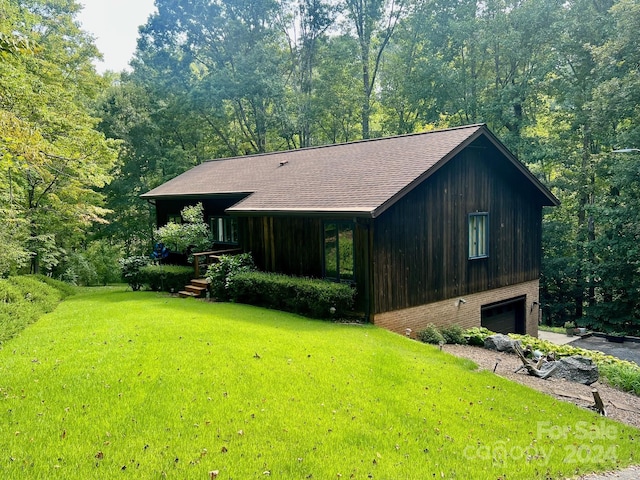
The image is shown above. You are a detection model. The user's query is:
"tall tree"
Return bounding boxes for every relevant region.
[343,0,405,138]
[0,0,118,274]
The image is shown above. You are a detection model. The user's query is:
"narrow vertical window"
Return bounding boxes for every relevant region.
[324,221,355,282]
[469,212,489,259]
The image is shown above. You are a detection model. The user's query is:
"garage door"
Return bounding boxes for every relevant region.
[481,296,526,334]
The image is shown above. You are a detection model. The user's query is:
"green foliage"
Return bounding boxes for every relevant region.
[155,203,211,262]
[206,253,256,301]
[0,275,66,347]
[0,0,118,274]
[464,327,495,346]
[598,363,640,396]
[0,209,30,277]
[56,240,123,286]
[440,324,468,345]
[118,256,150,291]
[28,274,76,298]
[139,264,193,292]
[416,323,446,345]
[511,334,640,396]
[226,271,356,319]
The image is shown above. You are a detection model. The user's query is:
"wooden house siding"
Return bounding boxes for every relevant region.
[372,143,543,314]
[241,216,372,313]
[242,216,324,278]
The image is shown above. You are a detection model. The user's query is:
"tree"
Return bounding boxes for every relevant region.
[0,0,118,274]
[343,0,405,138]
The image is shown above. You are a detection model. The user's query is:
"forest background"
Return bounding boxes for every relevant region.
[1,0,639,334]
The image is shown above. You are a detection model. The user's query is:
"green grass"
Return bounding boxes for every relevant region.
[538,325,567,334]
[0,288,638,479]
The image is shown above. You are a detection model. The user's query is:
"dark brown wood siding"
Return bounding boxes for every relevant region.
[372,143,543,314]
[243,216,324,278]
[241,216,372,314]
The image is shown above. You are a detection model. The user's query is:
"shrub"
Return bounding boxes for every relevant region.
[58,250,97,286]
[440,324,468,345]
[464,327,494,346]
[140,265,193,292]
[155,203,211,263]
[226,271,355,319]
[206,253,256,300]
[417,324,446,345]
[119,256,150,291]
[30,274,76,298]
[0,276,66,347]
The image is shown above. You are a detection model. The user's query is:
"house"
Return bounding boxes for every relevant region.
[141,124,558,336]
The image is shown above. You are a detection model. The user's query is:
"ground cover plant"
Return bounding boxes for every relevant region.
[0,288,638,479]
[0,275,73,348]
[512,334,640,396]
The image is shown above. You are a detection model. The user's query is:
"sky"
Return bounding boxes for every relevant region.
[76,0,157,73]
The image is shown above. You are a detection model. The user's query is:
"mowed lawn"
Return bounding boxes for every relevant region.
[0,288,637,479]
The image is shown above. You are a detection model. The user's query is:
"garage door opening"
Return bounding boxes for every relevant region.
[481,296,526,334]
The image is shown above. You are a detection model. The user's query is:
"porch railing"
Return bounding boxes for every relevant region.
[192,247,242,279]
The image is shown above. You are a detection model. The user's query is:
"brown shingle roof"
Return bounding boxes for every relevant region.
[141,124,558,217]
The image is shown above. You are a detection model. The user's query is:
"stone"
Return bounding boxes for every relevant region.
[550,356,599,385]
[484,334,516,353]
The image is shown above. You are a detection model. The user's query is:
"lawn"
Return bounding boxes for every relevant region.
[0,287,638,479]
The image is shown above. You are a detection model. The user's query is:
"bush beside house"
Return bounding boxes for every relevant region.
[139,265,193,293]
[226,271,355,319]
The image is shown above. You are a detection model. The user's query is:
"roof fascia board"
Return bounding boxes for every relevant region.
[140,192,253,200]
[226,208,374,219]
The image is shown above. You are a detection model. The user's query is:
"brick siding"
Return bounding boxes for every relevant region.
[373,280,540,338]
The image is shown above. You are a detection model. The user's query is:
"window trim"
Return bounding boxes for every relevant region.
[468,212,489,259]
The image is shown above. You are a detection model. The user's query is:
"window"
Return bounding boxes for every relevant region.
[323,221,355,283]
[210,216,239,244]
[468,212,489,259]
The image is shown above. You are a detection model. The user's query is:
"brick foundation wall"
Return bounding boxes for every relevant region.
[372,280,540,338]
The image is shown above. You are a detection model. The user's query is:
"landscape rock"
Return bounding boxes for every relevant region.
[484,334,516,353]
[550,356,599,385]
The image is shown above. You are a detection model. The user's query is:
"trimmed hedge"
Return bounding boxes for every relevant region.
[0,275,72,348]
[227,271,355,319]
[139,264,194,292]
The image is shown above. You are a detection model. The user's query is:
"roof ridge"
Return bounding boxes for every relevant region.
[203,123,487,164]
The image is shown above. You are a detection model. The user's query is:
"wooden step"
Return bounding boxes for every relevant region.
[178,278,211,299]
[178,290,198,298]
[185,284,207,295]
